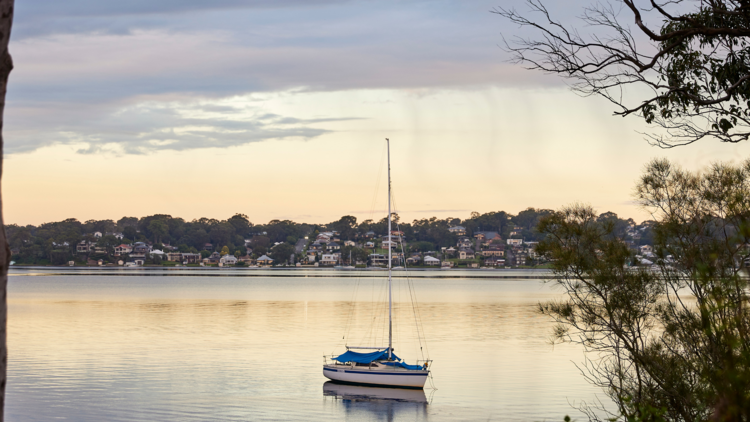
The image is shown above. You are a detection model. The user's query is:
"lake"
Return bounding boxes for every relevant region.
[6,268,612,421]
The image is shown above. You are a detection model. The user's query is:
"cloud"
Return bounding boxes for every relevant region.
[6,97,360,154]
[6,0,575,155]
[13,0,354,39]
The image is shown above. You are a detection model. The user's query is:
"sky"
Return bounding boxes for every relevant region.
[5,0,750,226]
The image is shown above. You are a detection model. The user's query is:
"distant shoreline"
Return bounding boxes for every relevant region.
[8,265,548,271]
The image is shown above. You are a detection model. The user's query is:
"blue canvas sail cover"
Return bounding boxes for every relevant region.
[381,361,424,371]
[333,349,401,364]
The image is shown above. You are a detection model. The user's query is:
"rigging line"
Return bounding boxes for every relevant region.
[341,266,364,348]
[391,187,429,360]
[361,275,379,346]
[361,272,388,347]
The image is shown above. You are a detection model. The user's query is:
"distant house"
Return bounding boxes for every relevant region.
[507,239,523,246]
[457,237,473,248]
[459,248,475,260]
[76,241,92,254]
[204,252,221,265]
[484,257,506,267]
[93,231,102,238]
[424,256,440,266]
[327,242,341,251]
[344,240,356,247]
[132,242,150,254]
[445,247,457,257]
[256,255,274,266]
[382,240,398,249]
[114,244,133,256]
[369,253,388,266]
[448,226,466,236]
[203,243,214,252]
[166,252,183,262]
[238,255,254,265]
[482,245,505,257]
[106,232,124,240]
[475,231,500,246]
[320,254,338,266]
[514,252,529,266]
[182,253,202,264]
[220,254,238,265]
[365,231,376,238]
[365,241,375,249]
[639,245,653,254]
[406,256,421,265]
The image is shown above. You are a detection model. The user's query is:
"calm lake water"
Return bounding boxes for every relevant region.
[6,268,612,421]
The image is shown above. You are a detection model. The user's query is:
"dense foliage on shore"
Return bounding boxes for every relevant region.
[6,208,651,266]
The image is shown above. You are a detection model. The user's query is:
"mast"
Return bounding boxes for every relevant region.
[387,138,392,360]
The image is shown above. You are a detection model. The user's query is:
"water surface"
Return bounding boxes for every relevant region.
[7,268,610,421]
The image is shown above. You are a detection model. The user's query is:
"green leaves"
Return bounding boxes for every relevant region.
[539,159,750,421]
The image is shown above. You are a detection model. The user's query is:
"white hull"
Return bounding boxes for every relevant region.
[323,364,429,388]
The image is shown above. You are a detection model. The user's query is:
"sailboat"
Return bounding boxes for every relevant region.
[323,138,431,389]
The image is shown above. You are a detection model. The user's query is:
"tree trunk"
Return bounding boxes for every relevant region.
[0,1,14,421]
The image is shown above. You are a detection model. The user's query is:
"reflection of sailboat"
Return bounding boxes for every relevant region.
[323,381,429,420]
[323,138,431,389]
[323,381,427,403]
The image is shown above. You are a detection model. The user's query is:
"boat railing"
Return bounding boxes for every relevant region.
[323,355,432,371]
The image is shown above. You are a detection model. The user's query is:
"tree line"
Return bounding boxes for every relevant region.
[6,209,653,266]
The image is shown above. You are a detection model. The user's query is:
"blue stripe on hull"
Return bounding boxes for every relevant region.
[323,367,428,376]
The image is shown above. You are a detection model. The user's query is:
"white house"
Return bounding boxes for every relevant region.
[344,240,356,247]
[424,256,440,266]
[507,239,523,246]
[321,254,338,266]
[220,254,238,265]
[114,244,133,256]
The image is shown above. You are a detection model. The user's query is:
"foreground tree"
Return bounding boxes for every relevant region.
[496,1,750,147]
[537,158,750,421]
